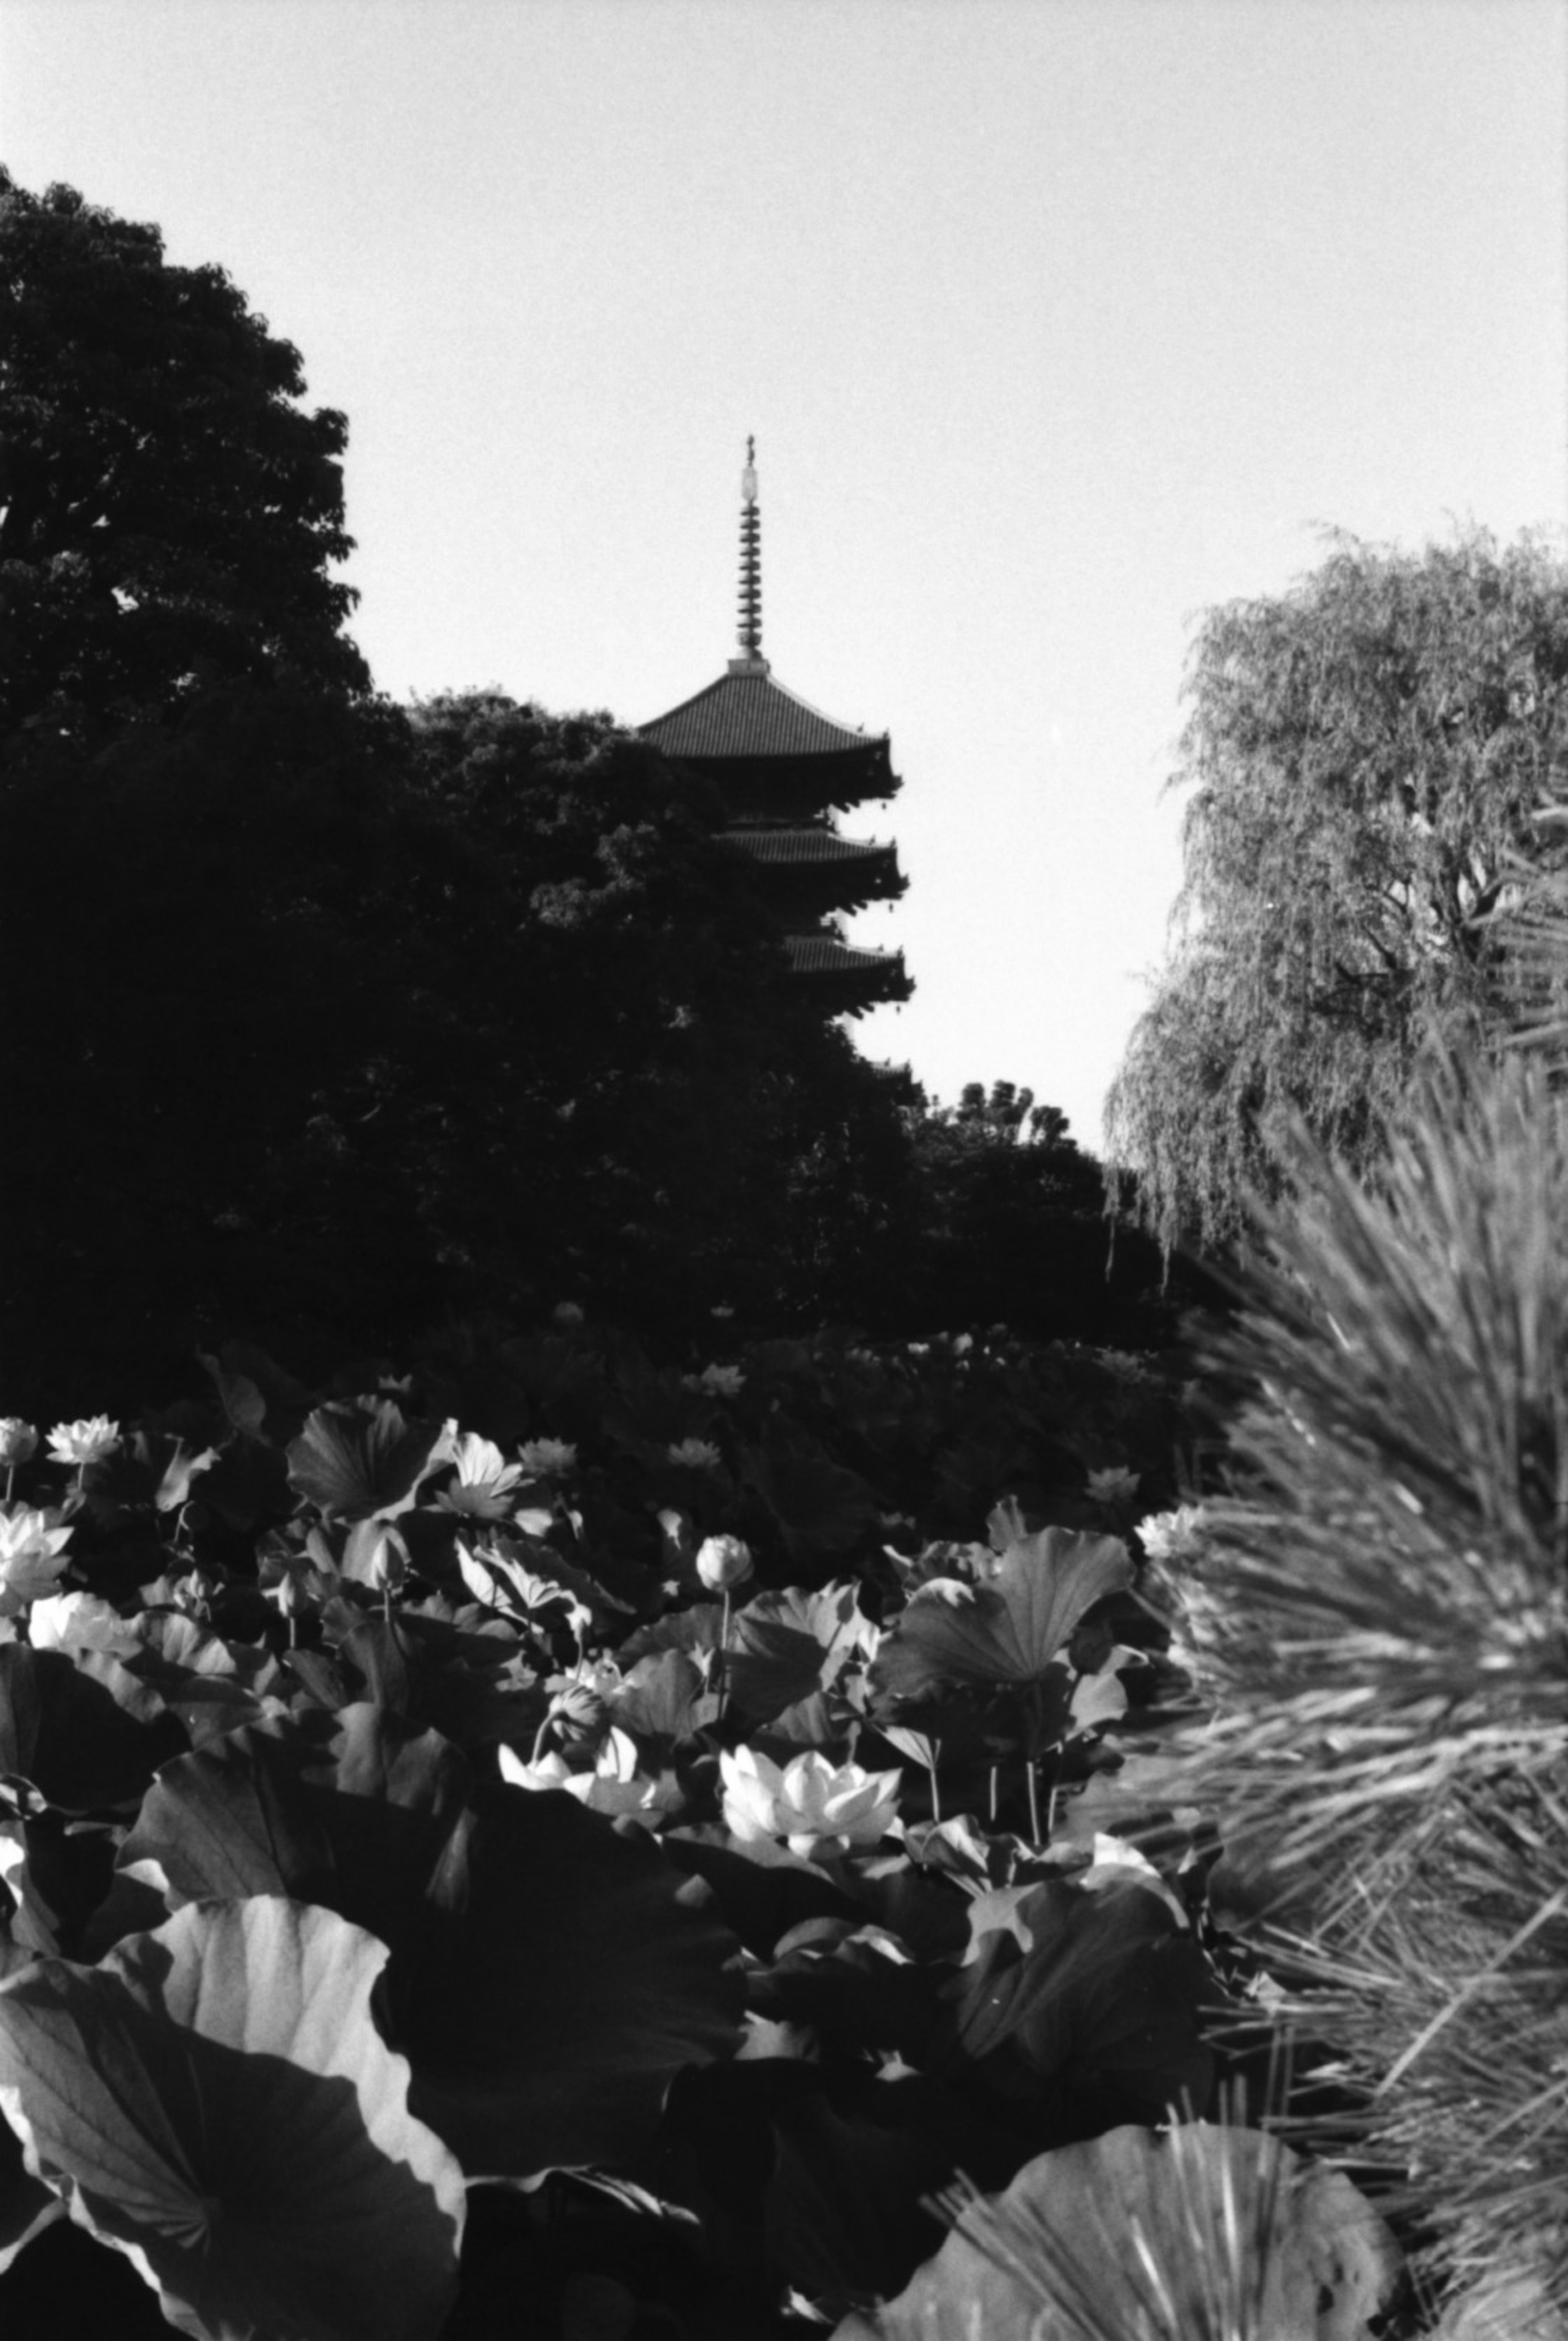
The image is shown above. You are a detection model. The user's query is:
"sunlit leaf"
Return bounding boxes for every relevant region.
[286,1400,451,1523]
[834,2120,1401,2341]
[0,1898,466,2341]
[871,1528,1134,1707]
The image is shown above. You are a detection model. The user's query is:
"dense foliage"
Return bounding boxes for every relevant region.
[2,681,940,1413]
[893,1082,1184,1347]
[1107,527,1568,1252]
[0,1323,1414,2340]
[1154,1047,1568,2331]
[0,169,368,732]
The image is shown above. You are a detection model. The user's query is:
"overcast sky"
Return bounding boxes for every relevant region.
[4,0,1564,1149]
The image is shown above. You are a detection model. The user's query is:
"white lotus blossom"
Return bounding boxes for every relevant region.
[46,1416,121,1468]
[667,1438,722,1472]
[516,1437,578,1479]
[0,1508,73,1604]
[499,1726,668,1820]
[28,1590,136,1654]
[1087,1465,1141,1506]
[719,1746,901,1860]
[1137,1504,1209,1564]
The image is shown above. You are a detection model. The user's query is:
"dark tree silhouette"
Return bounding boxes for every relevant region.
[0,170,366,733]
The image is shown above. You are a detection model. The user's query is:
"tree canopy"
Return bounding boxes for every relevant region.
[0,169,367,733]
[2,681,925,1410]
[1106,526,1568,1254]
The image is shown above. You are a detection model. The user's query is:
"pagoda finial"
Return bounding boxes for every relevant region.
[737,437,762,659]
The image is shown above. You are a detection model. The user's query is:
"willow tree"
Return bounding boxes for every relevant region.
[1106,526,1568,1254]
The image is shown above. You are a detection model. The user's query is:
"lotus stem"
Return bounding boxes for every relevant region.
[715,1588,733,1723]
[1025,1758,1042,1847]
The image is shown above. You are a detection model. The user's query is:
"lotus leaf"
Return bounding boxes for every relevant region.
[0,1898,466,2341]
[871,1528,1134,1708]
[400,1783,745,2176]
[831,2119,1402,2341]
[286,1399,450,1522]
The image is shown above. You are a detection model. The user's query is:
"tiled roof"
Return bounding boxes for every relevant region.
[731,829,896,868]
[641,664,889,763]
[785,935,905,978]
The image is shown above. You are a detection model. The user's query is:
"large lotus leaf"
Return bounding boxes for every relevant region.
[936,1875,1216,2125]
[0,1646,186,1813]
[117,1704,471,1960]
[871,1528,1134,1707]
[401,1784,744,2176]
[328,1612,541,1755]
[831,2120,1402,2341]
[0,1943,61,2275]
[286,1399,450,1522]
[610,1650,722,1753]
[764,2075,1025,2308]
[0,2117,62,2274]
[662,1831,860,1959]
[0,1898,466,2341]
[727,1585,867,1723]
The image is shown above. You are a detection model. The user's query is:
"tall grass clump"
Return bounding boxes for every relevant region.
[1157,1043,1568,2331]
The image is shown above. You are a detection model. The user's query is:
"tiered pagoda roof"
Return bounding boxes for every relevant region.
[640,443,911,1015]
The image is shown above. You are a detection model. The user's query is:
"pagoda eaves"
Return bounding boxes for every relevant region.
[638,443,911,1018]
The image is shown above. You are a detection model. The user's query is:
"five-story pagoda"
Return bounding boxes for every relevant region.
[641,443,911,1016]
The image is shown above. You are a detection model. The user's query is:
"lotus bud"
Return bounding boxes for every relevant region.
[696,1534,753,1592]
[547,1682,610,1748]
[274,1569,308,1618]
[0,1420,38,1468]
[367,1536,407,1594]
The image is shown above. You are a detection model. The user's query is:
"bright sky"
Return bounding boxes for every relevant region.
[4,0,1564,1152]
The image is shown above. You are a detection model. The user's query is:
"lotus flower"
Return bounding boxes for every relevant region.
[0,1508,73,1606]
[499,1726,671,1822]
[1137,1503,1209,1564]
[0,1420,38,1468]
[667,1439,722,1472]
[690,1363,745,1397]
[695,1534,753,1592]
[1086,1466,1140,1506]
[45,1416,120,1469]
[719,1746,901,1860]
[515,1437,578,1479]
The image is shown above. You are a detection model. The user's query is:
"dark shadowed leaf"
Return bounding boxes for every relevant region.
[0,1646,186,1813]
[402,1784,744,2175]
[742,1427,877,1563]
[0,1898,466,2341]
[727,1585,867,1723]
[935,1875,1216,2126]
[117,1704,471,1960]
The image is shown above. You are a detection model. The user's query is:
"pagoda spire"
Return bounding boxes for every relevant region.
[736,436,764,663]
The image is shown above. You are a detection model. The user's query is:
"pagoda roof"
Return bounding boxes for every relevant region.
[784,935,912,1009]
[731,828,897,869]
[642,659,891,767]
